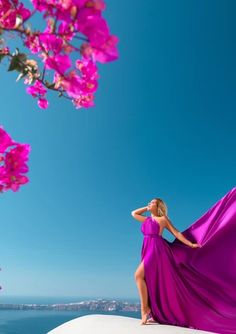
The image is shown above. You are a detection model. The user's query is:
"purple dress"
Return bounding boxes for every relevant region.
[140,186,236,334]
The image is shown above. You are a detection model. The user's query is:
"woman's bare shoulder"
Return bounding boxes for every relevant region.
[159,215,170,226]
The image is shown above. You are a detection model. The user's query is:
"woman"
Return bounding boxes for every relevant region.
[132,187,236,334]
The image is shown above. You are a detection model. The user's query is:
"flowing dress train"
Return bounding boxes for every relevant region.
[140,187,236,334]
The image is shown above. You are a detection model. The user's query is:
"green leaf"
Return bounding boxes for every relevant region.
[18,53,27,63]
[8,53,27,72]
[8,57,19,71]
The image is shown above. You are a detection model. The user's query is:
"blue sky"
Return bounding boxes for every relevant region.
[0,0,235,300]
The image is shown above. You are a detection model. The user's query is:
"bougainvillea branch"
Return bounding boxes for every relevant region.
[0,126,30,192]
[0,0,119,109]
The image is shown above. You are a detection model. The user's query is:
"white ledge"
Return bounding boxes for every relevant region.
[47,314,216,334]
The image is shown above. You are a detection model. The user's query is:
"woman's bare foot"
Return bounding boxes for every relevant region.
[146,316,157,324]
[140,307,152,325]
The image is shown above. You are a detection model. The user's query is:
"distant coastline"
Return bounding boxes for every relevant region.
[0,299,141,312]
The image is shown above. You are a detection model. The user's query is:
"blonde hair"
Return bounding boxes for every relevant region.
[155,198,168,217]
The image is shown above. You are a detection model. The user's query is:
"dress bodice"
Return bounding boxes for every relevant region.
[141,216,162,237]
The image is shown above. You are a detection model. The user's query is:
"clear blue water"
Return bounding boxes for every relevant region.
[0,310,140,334]
[0,297,140,334]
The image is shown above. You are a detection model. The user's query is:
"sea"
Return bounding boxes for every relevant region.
[0,296,140,334]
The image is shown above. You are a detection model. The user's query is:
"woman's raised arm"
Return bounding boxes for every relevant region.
[131,206,148,223]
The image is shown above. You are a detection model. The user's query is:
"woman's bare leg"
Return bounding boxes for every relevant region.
[134,261,151,324]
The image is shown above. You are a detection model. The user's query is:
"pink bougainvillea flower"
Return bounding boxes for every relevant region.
[2,174,29,192]
[81,35,119,63]
[58,21,74,41]
[5,144,30,174]
[79,79,97,93]
[91,34,119,63]
[76,10,119,63]
[38,97,49,109]
[76,10,109,43]
[26,80,49,109]
[60,71,82,98]
[75,58,98,93]
[87,0,106,11]
[45,54,71,74]
[24,35,42,54]
[58,58,99,99]
[75,58,98,79]
[72,93,95,109]
[39,33,63,54]
[31,0,52,13]
[0,127,30,193]
[26,79,47,97]
[0,0,31,28]
[0,8,17,29]
[0,127,15,153]
[0,47,9,55]
[80,42,94,59]
[17,3,31,20]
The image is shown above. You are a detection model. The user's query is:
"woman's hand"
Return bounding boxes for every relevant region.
[191,243,202,248]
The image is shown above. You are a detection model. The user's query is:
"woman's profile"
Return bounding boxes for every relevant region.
[131,187,236,334]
